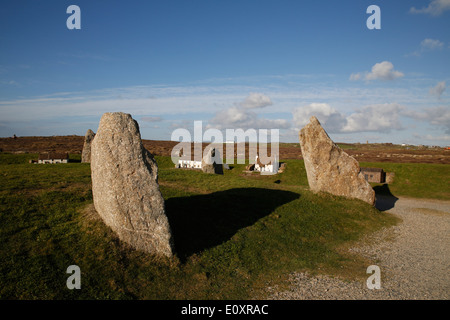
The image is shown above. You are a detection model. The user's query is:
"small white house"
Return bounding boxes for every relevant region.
[254,154,279,175]
[38,152,69,164]
[176,159,202,169]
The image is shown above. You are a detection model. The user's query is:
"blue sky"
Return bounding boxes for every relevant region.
[1,0,449,145]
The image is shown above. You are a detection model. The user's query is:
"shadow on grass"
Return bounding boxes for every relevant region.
[374,184,398,211]
[166,187,300,260]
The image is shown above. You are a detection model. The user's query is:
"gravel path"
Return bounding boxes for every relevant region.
[268,196,450,300]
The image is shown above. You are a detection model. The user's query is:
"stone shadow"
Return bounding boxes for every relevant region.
[373,184,399,211]
[165,187,300,260]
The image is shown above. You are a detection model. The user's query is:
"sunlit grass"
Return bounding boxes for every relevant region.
[0,153,408,299]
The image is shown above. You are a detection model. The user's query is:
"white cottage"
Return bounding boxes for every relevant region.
[254,154,279,175]
[38,152,69,164]
[176,159,202,169]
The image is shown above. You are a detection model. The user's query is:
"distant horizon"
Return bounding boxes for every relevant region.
[1,133,448,148]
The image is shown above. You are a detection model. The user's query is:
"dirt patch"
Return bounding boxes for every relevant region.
[413,207,448,217]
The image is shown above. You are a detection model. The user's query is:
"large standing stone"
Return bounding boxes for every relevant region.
[90,112,174,257]
[201,147,223,174]
[299,116,375,205]
[81,129,95,163]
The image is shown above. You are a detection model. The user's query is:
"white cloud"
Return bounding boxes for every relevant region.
[422,134,450,142]
[208,93,290,130]
[428,107,450,133]
[293,103,405,133]
[421,38,444,50]
[342,104,405,133]
[0,76,446,144]
[429,81,446,98]
[407,38,445,57]
[239,92,273,109]
[0,75,431,124]
[292,103,347,133]
[405,106,450,134]
[349,73,361,81]
[410,0,450,16]
[350,61,404,81]
[0,86,248,122]
[365,61,404,81]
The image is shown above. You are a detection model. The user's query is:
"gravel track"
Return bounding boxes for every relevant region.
[268,196,450,300]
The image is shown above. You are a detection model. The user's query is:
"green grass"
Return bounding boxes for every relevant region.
[360,161,450,200]
[0,153,419,299]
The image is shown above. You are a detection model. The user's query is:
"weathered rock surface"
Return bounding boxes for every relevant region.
[245,163,255,171]
[81,129,95,163]
[386,172,395,184]
[201,147,223,174]
[299,116,375,205]
[90,112,174,257]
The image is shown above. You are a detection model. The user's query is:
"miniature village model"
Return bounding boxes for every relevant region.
[35,152,69,164]
[175,148,281,175]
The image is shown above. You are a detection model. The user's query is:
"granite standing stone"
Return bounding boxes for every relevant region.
[201,147,223,174]
[299,116,376,205]
[81,129,95,163]
[90,112,174,257]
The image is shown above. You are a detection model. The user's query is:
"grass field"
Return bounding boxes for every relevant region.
[360,161,450,200]
[2,152,446,299]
